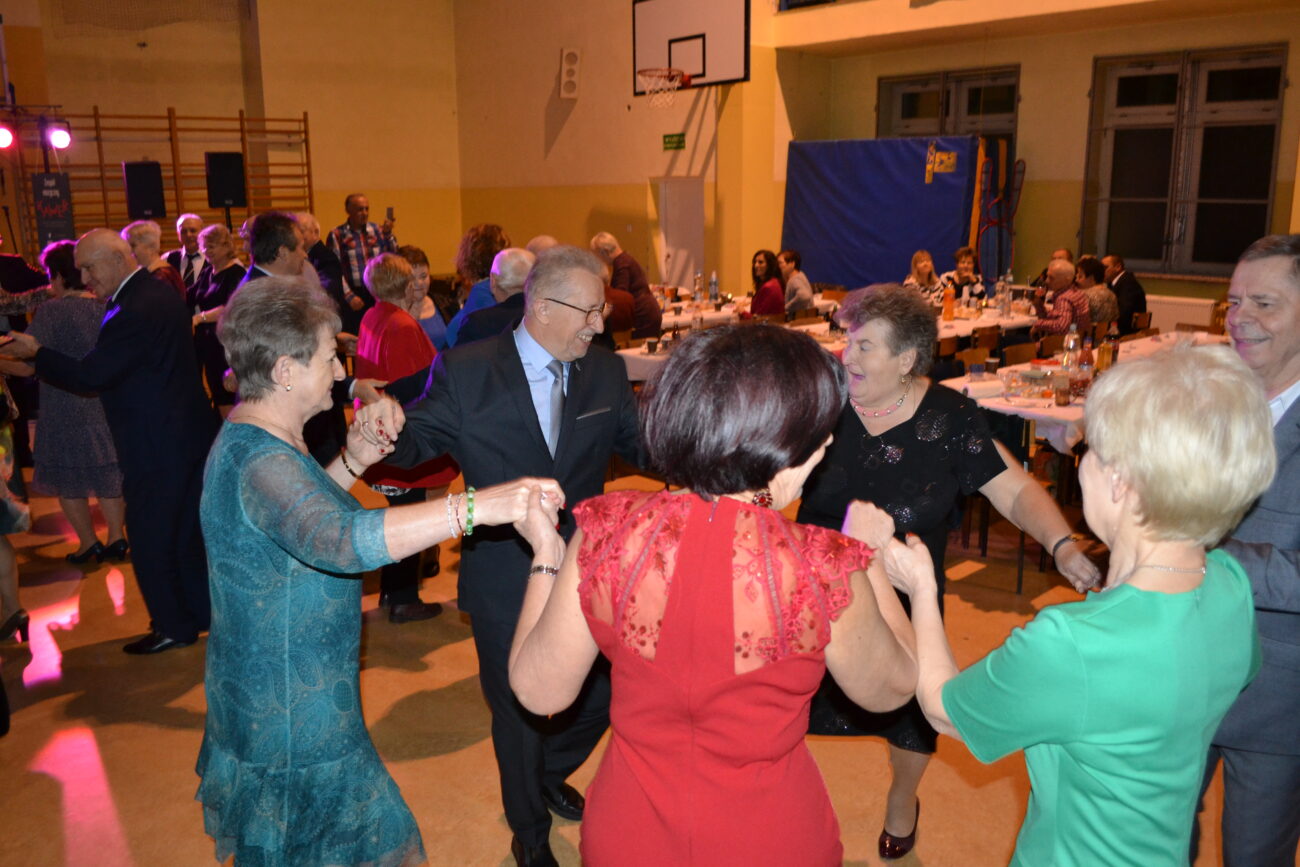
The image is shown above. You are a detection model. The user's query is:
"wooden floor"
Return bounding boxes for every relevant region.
[0,472,1235,866]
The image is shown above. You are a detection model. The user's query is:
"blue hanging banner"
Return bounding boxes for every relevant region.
[32,172,76,247]
[781,136,980,289]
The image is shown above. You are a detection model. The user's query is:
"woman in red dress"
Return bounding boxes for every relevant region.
[750,249,785,316]
[355,253,459,623]
[508,325,918,865]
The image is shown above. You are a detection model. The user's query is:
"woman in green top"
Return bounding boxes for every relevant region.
[876,344,1276,866]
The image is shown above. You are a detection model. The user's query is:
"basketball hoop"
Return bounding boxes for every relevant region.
[638,67,690,108]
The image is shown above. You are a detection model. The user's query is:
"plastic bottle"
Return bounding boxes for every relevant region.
[1062,323,1081,370]
[709,270,719,303]
[941,286,956,321]
[1001,270,1014,316]
[693,270,704,300]
[1078,336,1095,368]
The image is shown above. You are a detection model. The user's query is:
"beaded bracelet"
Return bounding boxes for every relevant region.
[528,564,559,577]
[465,486,476,536]
[339,448,363,480]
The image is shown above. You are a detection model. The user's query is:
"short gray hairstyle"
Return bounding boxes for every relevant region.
[295,212,320,234]
[526,235,560,256]
[835,283,938,376]
[524,245,605,306]
[1238,234,1300,291]
[1086,344,1276,546]
[121,220,162,254]
[1047,257,1076,283]
[176,213,202,232]
[589,231,619,261]
[363,252,413,304]
[218,276,342,401]
[490,248,536,296]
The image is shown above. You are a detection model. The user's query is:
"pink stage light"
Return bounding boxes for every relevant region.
[29,727,133,867]
[0,126,13,149]
[47,127,72,149]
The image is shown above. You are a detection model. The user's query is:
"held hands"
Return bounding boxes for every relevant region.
[2,330,39,360]
[1055,539,1103,593]
[335,332,358,357]
[344,415,393,467]
[879,534,938,598]
[475,477,565,530]
[842,500,896,552]
[348,295,366,312]
[512,483,565,560]
[353,393,405,448]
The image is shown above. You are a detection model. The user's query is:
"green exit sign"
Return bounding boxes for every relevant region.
[662,133,686,151]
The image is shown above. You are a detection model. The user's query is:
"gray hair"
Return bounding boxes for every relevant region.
[121,220,162,254]
[363,252,413,304]
[198,223,232,249]
[835,283,938,375]
[1086,344,1275,546]
[1047,257,1076,283]
[295,212,320,234]
[589,231,620,261]
[526,235,560,256]
[490,247,536,296]
[1238,234,1300,291]
[176,213,202,232]
[524,245,605,306]
[218,276,341,401]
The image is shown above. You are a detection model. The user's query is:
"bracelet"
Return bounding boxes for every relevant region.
[528,564,559,577]
[339,448,363,480]
[445,493,460,539]
[465,486,475,536]
[1051,533,1085,559]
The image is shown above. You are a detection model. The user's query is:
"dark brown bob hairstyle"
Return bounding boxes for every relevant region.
[640,325,847,497]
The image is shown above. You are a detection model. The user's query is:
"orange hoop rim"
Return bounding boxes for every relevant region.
[637,67,692,91]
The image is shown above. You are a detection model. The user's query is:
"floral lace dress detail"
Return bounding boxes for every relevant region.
[572,490,872,866]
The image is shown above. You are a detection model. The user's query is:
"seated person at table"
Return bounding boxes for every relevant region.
[1032,259,1090,336]
[903,249,943,304]
[797,283,1099,860]
[591,231,662,338]
[750,249,785,316]
[778,249,814,313]
[508,324,918,865]
[1076,256,1118,328]
[1103,253,1147,335]
[883,344,1275,866]
[938,246,984,303]
[1030,247,1073,289]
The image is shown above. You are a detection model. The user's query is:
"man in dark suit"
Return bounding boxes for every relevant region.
[7,229,217,654]
[296,212,348,318]
[1193,234,1300,866]
[164,213,204,289]
[372,246,639,866]
[457,246,534,346]
[1102,253,1146,335]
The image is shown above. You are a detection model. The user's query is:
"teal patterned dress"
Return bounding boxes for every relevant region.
[195,422,425,867]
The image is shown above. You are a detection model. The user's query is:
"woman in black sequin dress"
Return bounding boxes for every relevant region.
[797,284,1099,860]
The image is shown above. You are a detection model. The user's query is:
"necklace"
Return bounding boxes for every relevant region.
[1116,561,1206,587]
[851,377,912,419]
[233,411,307,452]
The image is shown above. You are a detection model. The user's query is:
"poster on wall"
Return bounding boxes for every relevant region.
[32,173,76,247]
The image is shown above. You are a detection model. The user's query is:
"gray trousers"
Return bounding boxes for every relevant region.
[1193,743,1300,867]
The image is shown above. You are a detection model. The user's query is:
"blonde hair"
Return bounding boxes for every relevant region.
[363,252,414,304]
[121,220,162,257]
[910,249,936,286]
[1085,345,1276,546]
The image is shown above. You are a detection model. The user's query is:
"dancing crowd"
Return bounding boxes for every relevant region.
[0,201,1296,866]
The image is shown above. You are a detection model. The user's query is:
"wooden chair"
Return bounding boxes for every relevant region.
[814,284,847,302]
[1175,322,1206,333]
[611,329,633,349]
[1131,311,1152,331]
[1210,301,1228,335]
[756,313,786,325]
[936,335,959,358]
[972,325,1001,353]
[1039,333,1066,357]
[793,307,820,320]
[1092,321,1114,344]
[956,346,988,371]
[1001,341,1038,367]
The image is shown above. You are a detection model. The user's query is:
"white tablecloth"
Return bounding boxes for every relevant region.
[618,320,847,381]
[658,293,839,331]
[938,311,1036,339]
[941,331,1229,452]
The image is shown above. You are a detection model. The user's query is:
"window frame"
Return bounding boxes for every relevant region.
[876,65,1021,141]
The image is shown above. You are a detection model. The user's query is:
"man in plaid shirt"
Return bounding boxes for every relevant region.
[1031,258,1091,336]
[327,193,397,331]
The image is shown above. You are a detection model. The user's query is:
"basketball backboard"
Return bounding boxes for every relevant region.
[632,0,749,96]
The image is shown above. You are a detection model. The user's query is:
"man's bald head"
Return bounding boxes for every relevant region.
[490,248,537,301]
[526,235,560,256]
[75,229,138,298]
[1046,257,1077,292]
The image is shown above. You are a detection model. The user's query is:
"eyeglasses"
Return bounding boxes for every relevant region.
[546,297,613,323]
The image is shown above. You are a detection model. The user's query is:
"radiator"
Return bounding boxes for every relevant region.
[1147,294,1216,333]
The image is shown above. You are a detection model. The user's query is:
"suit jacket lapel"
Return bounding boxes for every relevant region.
[498,334,553,460]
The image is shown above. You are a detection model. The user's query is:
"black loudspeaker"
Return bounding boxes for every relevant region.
[122,161,166,220]
[205,151,247,208]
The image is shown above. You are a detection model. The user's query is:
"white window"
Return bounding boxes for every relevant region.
[1081,46,1285,276]
[877,67,1019,141]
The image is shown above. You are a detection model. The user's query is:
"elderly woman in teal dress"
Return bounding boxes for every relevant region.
[879,345,1276,865]
[195,275,561,867]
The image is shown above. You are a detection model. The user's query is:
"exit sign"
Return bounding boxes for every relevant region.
[662,133,686,151]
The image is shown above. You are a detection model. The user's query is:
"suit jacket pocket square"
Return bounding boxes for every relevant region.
[576,407,612,420]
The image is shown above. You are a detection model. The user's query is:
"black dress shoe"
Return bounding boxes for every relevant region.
[510,836,558,867]
[388,601,443,623]
[99,539,130,562]
[122,631,195,655]
[878,798,920,860]
[542,782,585,821]
[66,541,105,564]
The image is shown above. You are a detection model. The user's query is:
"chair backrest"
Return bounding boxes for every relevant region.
[755,313,785,325]
[956,347,988,370]
[1039,333,1066,356]
[1210,300,1228,335]
[1131,310,1152,330]
[814,283,847,302]
[936,335,959,357]
[1092,321,1114,343]
[1001,341,1038,367]
[972,325,1001,351]
[793,307,820,320]
[611,329,633,349]
[1175,321,1206,332]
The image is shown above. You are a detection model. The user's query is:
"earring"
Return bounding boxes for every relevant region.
[751,488,774,508]
[284,382,292,392]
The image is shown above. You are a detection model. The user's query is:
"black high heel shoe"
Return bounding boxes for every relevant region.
[878,799,920,860]
[99,539,130,563]
[0,609,30,643]
[66,541,106,564]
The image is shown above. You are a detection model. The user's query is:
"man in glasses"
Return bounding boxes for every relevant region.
[367,245,640,867]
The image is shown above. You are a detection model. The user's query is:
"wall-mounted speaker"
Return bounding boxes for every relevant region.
[560,48,581,100]
[205,151,247,209]
[122,161,166,220]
